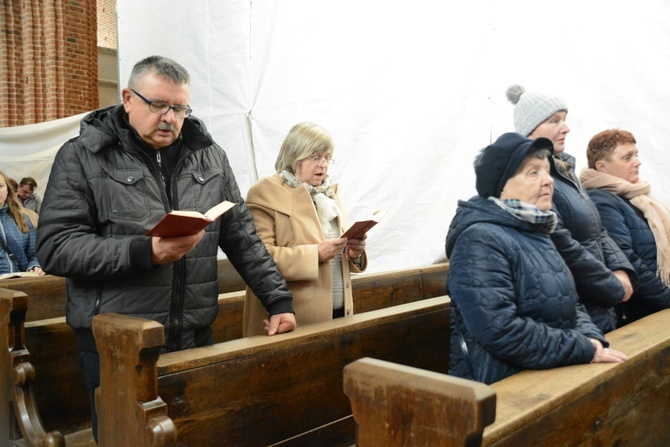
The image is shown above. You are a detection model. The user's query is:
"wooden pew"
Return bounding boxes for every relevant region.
[4,260,448,323]
[344,309,670,447]
[2,258,247,323]
[2,263,449,444]
[0,288,65,447]
[344,357,496,447]
[483,308,670,446]
[90,296,451,447]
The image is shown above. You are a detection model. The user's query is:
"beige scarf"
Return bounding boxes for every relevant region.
[279,170,341,235]
[580,168,670,286]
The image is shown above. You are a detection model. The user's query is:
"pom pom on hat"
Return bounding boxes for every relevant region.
[505,84,525,105]
[506,84,568,137]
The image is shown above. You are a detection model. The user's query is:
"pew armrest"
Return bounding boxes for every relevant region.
[344,357,496,447]
[93,313,177,446]
[1,288,65,446]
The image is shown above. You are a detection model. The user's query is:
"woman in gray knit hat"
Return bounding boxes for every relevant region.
[506,85,636,332]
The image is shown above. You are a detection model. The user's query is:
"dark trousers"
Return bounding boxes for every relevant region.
[78,351,100,444]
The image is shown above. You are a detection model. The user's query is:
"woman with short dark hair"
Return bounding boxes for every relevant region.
[581,129,670,325]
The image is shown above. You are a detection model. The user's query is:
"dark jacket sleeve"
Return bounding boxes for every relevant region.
[37,142,147,279]
[550,215,625,308]
[599,227,638,288]
[215,150,294,317]
[590,191,670,310]
[574,302,607,347]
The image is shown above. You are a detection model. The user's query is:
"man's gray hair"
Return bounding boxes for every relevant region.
[128,55,190,89]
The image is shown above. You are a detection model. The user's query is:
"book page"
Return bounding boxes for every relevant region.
[169,210,207,218]
[205,200,236,220]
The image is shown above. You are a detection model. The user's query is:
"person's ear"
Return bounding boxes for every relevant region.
[121,88,133,112]
[595,160,607,173]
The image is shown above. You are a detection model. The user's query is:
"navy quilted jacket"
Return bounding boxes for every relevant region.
[587,189,670,324]
[549,154,635,333]
[446,196,604,384]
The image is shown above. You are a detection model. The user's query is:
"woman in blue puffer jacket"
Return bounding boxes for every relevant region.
[0,171,44,276]
[446,133,627,385]
[505,85,636,333]
[581,129,670,325]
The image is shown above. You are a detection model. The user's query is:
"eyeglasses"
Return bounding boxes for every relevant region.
[305,155,335,165]
[131,89,192,119]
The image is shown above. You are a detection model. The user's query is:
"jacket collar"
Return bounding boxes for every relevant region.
[78,104,215,154]
[251,174,340,217]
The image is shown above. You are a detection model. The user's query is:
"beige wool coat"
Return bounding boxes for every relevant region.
[243,174,367,336]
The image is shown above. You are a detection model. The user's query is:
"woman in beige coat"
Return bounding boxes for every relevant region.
[243,123,368,336]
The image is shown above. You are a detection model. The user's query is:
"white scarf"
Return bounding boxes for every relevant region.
[279,170,341,235]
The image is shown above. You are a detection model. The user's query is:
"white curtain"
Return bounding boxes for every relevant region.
[4,0,669,273]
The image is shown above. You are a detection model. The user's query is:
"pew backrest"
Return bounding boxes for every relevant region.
[483,308,670,446]
[5,258,245,323]
[7,261,448,323]
[3,262,450,443]
[93,296,452,447]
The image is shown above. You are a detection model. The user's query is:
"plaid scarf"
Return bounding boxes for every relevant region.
[490,197,557,234]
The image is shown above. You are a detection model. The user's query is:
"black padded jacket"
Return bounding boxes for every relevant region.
[37,105,293,352]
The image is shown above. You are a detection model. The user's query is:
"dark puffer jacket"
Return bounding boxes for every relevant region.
[549,154,635,333]
[37,105,293,352]
[587,189,670,324]
[445,196,604,385]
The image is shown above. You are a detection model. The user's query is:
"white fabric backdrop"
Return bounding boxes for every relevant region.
[2,0,669,273]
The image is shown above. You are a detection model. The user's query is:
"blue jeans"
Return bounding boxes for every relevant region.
[78,351,100,443]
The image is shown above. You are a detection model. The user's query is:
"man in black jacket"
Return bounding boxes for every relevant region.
[37,55,296,441]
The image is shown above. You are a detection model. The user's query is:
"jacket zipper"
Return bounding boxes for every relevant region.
[556,161,608,262]
[165,146,191,352]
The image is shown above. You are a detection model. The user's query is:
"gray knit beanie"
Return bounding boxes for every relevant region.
[506,84,568,137]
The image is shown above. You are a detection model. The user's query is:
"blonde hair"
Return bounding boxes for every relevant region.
[0,171,29,232]
[274,123,334,173]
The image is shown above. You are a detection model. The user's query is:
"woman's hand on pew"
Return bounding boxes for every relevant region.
[590,338,628,363]
[264,312,297,335]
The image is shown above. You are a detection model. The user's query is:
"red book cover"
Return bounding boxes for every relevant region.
[146,200,236,238]
[341,209,386,240]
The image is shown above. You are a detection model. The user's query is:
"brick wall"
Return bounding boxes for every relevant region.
[0,0,98,127]
[97,0,117,49]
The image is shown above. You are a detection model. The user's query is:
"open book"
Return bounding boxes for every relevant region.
[146,200,236,238]
[341,209,386,240]
[0,271,40,280]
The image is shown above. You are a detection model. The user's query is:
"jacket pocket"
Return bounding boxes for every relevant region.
[177,167,225,211]
[97,168,151,222]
